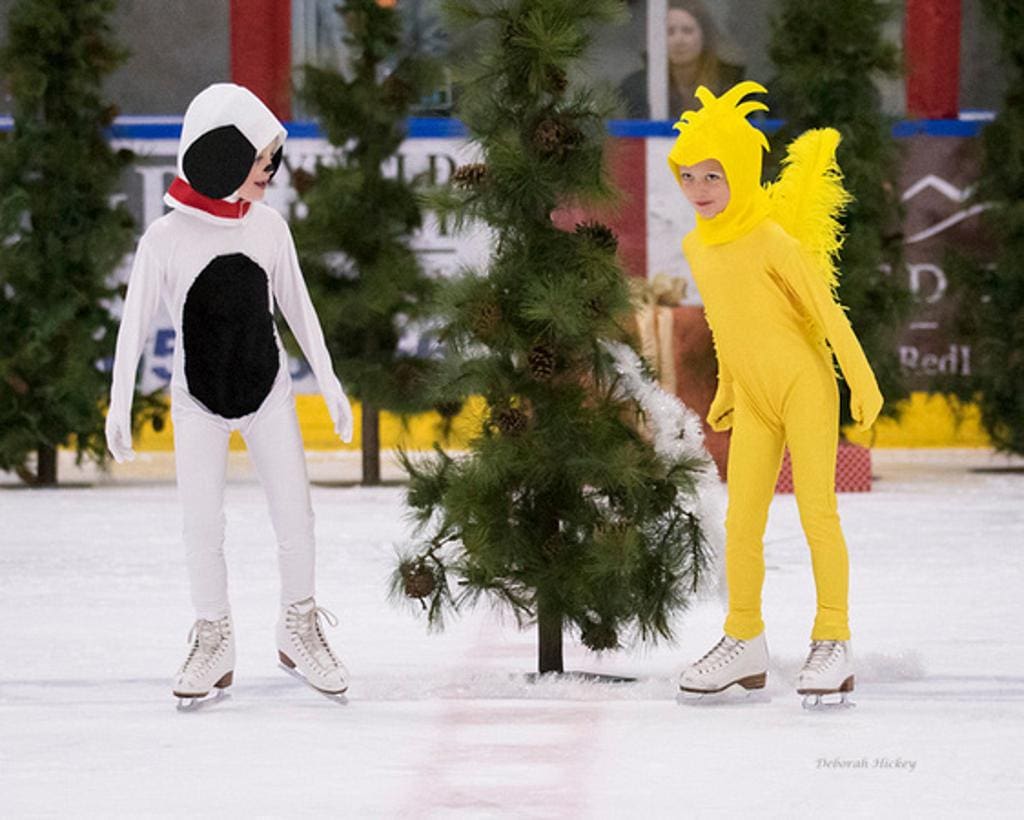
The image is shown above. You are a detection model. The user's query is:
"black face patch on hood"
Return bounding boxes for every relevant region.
[183,125,257,200]
[182,253,279,419]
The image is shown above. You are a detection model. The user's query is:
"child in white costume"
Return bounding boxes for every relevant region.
[106,83,354,701]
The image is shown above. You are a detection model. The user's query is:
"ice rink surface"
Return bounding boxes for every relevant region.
[2,448,1023,818]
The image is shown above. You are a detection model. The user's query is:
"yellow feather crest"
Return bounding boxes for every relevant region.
[767,128,853,296]
[671,81,770,156]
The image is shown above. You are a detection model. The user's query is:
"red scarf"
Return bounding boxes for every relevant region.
[166,177,252,219]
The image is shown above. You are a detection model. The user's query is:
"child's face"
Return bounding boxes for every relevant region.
[237,141,279,202]
[677,158,730,219]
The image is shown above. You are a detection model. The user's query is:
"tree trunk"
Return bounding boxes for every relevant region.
[361,401,381,486]
[537,598,564,674]
[36,444,57,487]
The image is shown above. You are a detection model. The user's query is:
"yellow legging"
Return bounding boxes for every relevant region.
[723,371,850,642]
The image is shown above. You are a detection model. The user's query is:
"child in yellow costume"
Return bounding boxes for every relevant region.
[669,82,883,706]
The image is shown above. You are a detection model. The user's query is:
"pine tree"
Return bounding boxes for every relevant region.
[768,0,912,430]
[944,0,1024,454]
[0,0,141,485]
[292,0,441,486]
[395,0,717,674]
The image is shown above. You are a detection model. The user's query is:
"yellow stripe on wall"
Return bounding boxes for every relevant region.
[134,391,988,451]
[134,395,491,451]
[843,391,990,448]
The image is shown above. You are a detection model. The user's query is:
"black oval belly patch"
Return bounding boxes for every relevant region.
[182,253,279,418]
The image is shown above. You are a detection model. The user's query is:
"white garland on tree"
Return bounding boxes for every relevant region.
[602,339,727,603]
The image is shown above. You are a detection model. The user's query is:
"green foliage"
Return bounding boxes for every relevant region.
[943,0,1024,454]
[0,0,143,481]
[397,0,713,669]
[769,0,912,429]
[292,0,440,416]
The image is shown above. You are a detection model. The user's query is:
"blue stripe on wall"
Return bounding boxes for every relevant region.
[0,116,990,140]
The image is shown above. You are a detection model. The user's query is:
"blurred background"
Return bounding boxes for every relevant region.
[1,0,1019,479]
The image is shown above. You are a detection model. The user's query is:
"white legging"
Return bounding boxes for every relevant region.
[173,390,315,620]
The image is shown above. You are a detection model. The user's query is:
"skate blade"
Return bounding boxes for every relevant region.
[677,684,771,706]
[799,675,855,711]
[175,688,230,712]
[278,662,349,704]
[801,691,855,711]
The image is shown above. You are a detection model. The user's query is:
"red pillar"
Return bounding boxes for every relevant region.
[905,0,962,119]
[606,138,648,280]
[230,0,292,120]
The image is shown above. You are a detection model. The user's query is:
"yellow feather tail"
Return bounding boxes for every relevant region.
[767,128,853,297]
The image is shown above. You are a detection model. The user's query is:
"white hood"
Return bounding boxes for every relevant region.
[175,83,287,201]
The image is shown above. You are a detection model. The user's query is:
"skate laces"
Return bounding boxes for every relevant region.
[183,617,229,673]
[288,601,341,669]
[694,635,742,671]
[803,640,841,673]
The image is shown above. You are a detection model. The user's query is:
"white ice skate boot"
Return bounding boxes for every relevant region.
[797,640,855,709]
[173,615,234,709]
[678,632,769,696]
[277,597,348,695]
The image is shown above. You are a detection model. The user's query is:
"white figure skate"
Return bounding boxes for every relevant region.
[797,639,855,710]
[173,615,234,711]
[678,632,769,702]
[277,597,348,698]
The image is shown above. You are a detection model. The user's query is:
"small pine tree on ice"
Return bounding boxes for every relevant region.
[0,0,144,485]
[394,0,721,675]
[944,0,1024,455]
[292,0,441,485]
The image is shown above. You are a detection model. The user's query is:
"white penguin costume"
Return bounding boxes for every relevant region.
[106,83,353,625]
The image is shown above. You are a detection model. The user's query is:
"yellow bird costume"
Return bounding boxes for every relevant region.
[668,82,883,642]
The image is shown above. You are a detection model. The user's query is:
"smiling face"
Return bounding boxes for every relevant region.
[667,8,704,68]
[236,139,280,202]
[677,158,730,219]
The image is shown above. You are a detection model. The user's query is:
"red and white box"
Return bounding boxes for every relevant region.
[775,440,873,494]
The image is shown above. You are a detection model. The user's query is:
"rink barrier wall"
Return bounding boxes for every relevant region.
[128,390,990,453]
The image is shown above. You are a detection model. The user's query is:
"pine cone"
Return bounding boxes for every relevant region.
[291,167,316,196]
[434,400,463,419]
[451,163,489,190]
[580,619,619,651]
[393,360,423,391]
[402,559,437,600]
[575,220,618,253]
[382,73,414,107]
[472,301,502,340]
[545,66,569,95]
[527,344,556,380]
[533,117,583,158]
[494,406,529,436]
[541,535,563,560]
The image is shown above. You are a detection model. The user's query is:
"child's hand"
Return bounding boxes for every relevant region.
[104,415,136,463]
[326,391,354,443]
[707,382,735,432]
[850,385,883,431]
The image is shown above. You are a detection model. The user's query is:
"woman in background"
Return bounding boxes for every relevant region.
[620,0,744,119]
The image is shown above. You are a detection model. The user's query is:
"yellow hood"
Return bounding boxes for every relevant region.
[667,81,772,245]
